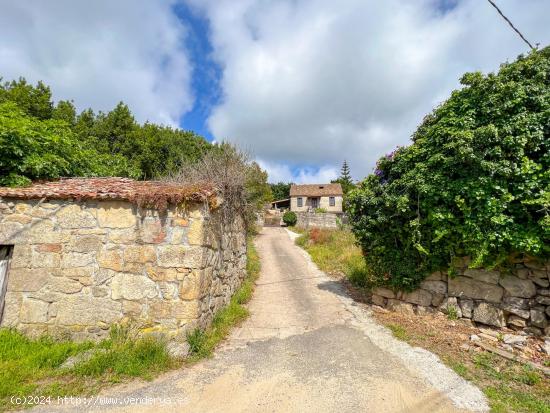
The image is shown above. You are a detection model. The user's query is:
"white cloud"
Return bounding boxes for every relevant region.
[0,0,192,126]
[257,159,338,184]
[189,0,550,181]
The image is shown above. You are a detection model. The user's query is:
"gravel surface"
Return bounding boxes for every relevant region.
[33,227,489,413]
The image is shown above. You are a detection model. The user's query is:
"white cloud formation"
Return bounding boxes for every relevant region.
[189,0,550,181]
[257,159,338,184]
[0,0,192,126]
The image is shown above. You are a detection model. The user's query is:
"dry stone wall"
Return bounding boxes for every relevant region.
[295,212,343,229]
[371,257,550,336]
[0,197,246,341]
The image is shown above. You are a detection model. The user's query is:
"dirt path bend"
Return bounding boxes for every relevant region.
[35,227,488,413]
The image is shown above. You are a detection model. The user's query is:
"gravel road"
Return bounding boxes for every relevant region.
[35,227,488,413]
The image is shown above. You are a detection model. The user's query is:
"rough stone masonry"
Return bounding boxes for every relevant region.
[0,178,247,341]
[371,256,550,336]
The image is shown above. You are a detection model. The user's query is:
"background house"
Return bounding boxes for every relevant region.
[290,184,343,213]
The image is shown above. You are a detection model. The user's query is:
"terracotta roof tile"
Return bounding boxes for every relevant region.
[289,183,343,197]
[0,178,215,210]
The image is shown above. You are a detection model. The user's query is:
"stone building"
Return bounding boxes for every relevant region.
[290,184,343,213]
[0,178,247,341]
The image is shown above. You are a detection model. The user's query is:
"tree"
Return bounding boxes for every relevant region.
[0,78,53,119]
[0,76,215,183]
[0,102,138,186]
[52,100,77,126]
[332,160,354,194]
[270,182,292,200]
[347,47,550,291]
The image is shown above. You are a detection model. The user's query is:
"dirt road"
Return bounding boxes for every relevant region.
[36,227,488,413]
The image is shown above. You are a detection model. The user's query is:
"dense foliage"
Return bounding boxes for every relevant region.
[0,102,137,186]
[283,211,297,226]
[0,77,212,185]
[270,182,292,200]
[348,47,550,291]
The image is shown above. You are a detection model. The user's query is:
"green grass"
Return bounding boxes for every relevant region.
[387,324,409,341]
[0,325,176,411]
[446,305,459,320]
[293,228,373,287]
[0,239,262,412]
[186,237,260,360]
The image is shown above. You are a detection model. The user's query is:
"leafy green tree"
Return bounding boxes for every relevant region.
[0,78,53,119]
[347,47,550,291]
[126,124,212,179]
[0,77,214,183]
[270,182,292,200]
[246,162,272,210]
[93,102,137,150]
[52,100,77,126]
[0,101,138,186]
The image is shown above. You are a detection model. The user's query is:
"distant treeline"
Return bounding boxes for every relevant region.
[0,77,212,186]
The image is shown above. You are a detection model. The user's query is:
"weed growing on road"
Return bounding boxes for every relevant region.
[186,238,260,360]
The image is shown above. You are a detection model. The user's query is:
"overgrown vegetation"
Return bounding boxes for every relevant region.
[347,47,550,291]
[294,228,371,287]
[186,238,261,359]
[167,143,271,231]
[0,77,212,186]
[0,325,176,411]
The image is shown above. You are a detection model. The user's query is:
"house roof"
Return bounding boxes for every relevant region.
[289,183,343,197]
[0,178,216,210]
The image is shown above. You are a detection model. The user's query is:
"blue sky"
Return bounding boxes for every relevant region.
[174,2,219,141]
[1,0,549,183]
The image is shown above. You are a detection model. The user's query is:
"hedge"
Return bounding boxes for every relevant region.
[347,47,550,291]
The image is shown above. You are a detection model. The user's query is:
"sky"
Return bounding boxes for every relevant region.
[1,0,549,183]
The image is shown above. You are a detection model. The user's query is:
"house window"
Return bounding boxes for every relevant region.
[297,197,303,207]
[329,196,335,207]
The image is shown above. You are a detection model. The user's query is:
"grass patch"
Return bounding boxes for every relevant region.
[387,324,409,341]
[294,228,373,287]
[1,238,261,412]
[186,237,260,360]
[0,325,176,411]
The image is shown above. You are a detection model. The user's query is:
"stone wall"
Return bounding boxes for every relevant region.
[371,257,550,336]
[295,212,343,229]
[0,197,246,341]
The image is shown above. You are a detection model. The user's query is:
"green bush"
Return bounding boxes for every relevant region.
[347,47,550,291]
[314,207,327,213]
[282,211,297,226]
